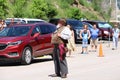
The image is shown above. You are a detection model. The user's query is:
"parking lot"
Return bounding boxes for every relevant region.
[0,40,120,80]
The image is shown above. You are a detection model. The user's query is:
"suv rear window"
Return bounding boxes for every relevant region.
[67,20,83,28]
[98,22,112,28]
[49,19,59,25]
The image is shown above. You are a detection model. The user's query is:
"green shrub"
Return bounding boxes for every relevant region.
[0,0,8,19]
[31,0,57,19]
[92,0,102,11]
[68,8,83,20]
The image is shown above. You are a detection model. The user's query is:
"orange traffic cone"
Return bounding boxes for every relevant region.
[98,43,104,57]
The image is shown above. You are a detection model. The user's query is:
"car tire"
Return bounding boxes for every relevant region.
[50,54,54,60]
[21,47,32,65]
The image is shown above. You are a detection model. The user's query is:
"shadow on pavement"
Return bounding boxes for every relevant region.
[0,58,53,66]
[31,58,53,64]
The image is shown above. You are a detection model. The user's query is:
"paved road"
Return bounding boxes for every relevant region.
[0,41,120,80]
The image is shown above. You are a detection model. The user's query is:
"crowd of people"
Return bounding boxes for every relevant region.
[50,18,120,79]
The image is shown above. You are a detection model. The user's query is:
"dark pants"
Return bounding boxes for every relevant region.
[53,44,68,76]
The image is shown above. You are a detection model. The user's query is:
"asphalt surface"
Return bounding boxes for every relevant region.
[0,40,120,80]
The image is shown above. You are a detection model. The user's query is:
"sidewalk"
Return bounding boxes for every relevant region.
[65,41,120,80]
[0,41,120,80]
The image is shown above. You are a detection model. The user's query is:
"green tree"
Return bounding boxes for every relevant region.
[0,0,8,19]
[68,8,82,20]
[46,4,57,18]
[31,0,57,19]
[10,0,28,18]
[31,0,47,19]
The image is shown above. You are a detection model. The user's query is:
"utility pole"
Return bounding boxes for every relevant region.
[116,0,118,22]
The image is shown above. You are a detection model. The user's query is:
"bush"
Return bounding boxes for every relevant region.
[92,0,102,11]
[68,8,83,20]
[31,0,57,19]
[0,0,8,19]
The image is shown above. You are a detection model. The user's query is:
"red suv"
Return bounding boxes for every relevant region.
[0,22,56,64]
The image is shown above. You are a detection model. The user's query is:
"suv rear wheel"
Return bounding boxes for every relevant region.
[21,47,32,65]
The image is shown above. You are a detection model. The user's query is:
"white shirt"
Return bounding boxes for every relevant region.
[113,28,120,38]
[60,27,72,40]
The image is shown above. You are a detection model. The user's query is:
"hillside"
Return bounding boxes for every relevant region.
[46,0,107,21]
[71,0,104,20]
[1,0,111,21]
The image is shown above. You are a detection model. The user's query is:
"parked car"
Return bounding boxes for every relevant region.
[49,18,92,43]
[20,18,47,24]
[5,18,25,26]
[83,20,113,40]
[5,18,46,26]
[0,22,56,65]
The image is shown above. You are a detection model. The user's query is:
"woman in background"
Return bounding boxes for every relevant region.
[80,24,91,54]
[112,24,120,50]
[67,25,76,56]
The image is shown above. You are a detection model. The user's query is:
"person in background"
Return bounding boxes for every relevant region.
[67,25,76,56]
[112,24,120,50]
[8,18,14,26]
[90,24,99,52]
[0,19,6,30]
[51,18,71,78]
[80,24,91,54]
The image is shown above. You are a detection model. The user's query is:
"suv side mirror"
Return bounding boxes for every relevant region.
[33,33,40,38]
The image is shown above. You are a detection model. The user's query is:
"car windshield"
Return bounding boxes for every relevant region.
[98,22,112,28]
[67,20,83,28]
[0,26,31,37]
